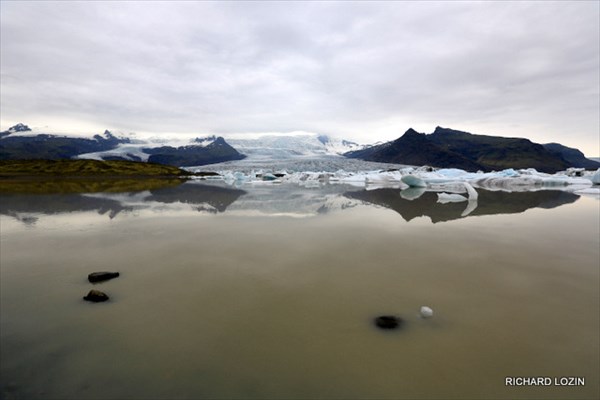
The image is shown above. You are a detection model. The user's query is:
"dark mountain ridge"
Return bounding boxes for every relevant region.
[0,125,130,160]
[145,137,246,167]
[345,126,598,173]
[542,142,600,169]
[347,128,483,171]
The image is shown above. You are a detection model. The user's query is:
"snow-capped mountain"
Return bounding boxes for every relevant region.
[224,134,365,160]
[77,135,219,162]
[0,123,244,167]
[77,134,245,166]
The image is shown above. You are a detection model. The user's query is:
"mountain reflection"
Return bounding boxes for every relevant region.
[0,181,247,223]
[344,188,580,223]
[0,180,583,225]
[145,183,247,213]
[0,193,134,223]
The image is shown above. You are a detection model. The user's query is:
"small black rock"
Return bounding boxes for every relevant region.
[374,315,403,330]
[88,271,120,283]
[83,289,109,302]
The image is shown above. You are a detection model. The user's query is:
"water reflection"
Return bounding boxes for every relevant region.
[345,188,580,223]
[145,182,246,213]
[0,181,246,223]
[0,179,582,225]
[0,192,135,223]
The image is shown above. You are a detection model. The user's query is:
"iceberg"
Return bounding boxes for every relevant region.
[191,158,595,195]
[590,169,600,185]
[261,173,278,181]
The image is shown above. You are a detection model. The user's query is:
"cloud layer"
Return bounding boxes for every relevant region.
[1,1,598,154]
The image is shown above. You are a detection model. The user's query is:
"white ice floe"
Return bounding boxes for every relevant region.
[189,162,596,194]
[590,169,600,185]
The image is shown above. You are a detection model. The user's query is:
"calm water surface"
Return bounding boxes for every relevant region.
[1,181,598,399]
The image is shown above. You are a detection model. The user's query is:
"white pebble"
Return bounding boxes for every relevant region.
[420,306,433,318]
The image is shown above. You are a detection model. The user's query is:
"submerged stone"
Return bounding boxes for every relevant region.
[88,271,120,283]
[374,315,403,330]
[83,290,109,302]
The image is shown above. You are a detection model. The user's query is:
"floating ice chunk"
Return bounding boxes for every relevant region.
[401,175,427,188]
[500,168,519,177]
[518,168,541,175]
[420,306,433,318]
[590,169,600,185]
[437,193,467,203]
[233,171,247,181]
[435,168,470,178]
[564,167,586,177]
[262,173,277,181]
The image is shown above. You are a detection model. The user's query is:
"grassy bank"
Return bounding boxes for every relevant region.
[0,159,191,194]
[0,177,187,194]
[0,159,190,177]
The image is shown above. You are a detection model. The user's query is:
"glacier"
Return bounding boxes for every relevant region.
[225,133,365,159]
[75,132,365,163]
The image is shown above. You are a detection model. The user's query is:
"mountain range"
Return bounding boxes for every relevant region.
[344,126,599,173]
[1,123,597,171]
[0,124,245,167]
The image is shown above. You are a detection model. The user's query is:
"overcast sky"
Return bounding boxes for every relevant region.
[1,1,599,155]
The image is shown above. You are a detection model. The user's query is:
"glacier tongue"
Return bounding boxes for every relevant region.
[224,134,365,158]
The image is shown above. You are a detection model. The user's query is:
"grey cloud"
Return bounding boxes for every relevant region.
[1,1,598,155]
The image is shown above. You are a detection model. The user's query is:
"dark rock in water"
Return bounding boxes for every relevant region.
[88,271,120,283]
[83,290,109,302]
[374,315,403,330]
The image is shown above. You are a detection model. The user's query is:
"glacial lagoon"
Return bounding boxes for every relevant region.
[1,179,598,399]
